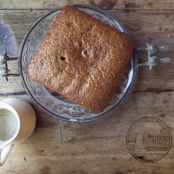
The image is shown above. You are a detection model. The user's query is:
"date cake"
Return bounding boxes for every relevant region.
[28,6,134,112]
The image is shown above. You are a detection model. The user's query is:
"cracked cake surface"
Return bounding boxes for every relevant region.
[28,6,134,112]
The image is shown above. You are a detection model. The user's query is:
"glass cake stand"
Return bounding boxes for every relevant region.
[18,4,138,122]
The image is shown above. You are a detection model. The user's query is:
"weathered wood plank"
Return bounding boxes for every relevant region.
[0,9,174,93]
[0,92,174,173]
[1,9,174,48]
[0,0,174,10]
[2,9,174,45]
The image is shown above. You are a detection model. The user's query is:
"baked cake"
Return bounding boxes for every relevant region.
[28,6,134,112]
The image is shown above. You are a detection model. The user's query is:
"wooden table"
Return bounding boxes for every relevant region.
[0,0,174,173]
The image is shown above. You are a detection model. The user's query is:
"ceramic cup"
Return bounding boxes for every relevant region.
[0,98,36,165]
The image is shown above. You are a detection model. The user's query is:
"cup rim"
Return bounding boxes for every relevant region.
[0,101,20,145]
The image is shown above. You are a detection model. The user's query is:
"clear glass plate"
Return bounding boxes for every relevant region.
[19,5,138,122]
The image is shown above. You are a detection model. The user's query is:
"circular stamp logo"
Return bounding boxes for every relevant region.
[126,117,172,162]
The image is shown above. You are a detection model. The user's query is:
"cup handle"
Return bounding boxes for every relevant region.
[0,143,14,166]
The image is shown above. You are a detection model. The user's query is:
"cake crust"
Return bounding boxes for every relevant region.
[28,6,134,112]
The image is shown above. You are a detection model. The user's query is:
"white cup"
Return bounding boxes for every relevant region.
[0,97,36,165]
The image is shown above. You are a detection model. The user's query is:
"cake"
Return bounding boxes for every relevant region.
[28,6,134,112]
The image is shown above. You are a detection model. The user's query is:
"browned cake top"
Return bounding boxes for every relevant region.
[28,6,134,112]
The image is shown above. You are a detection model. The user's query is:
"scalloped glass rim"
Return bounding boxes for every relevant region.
[18,4,138,123]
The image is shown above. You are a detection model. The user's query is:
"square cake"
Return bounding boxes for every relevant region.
[28,6,134,112]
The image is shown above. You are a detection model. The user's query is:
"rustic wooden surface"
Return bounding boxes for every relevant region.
[0,0,174,173]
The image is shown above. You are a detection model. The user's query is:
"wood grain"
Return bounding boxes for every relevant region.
[0,92,174,174]
[1,0,174,10]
